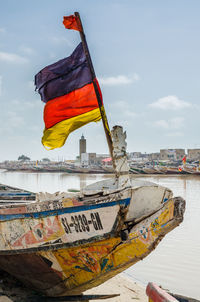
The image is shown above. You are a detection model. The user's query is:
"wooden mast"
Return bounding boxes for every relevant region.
[74,12,115,167]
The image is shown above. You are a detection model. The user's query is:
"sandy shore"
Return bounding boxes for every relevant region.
[85,273,148,301]
[0,270,148,301]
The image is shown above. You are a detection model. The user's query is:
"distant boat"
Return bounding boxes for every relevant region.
[0,12,185,298]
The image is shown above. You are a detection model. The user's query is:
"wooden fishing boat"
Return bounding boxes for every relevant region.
[0,183,35,203]
[0,12,185,298]
[0,169,185,297]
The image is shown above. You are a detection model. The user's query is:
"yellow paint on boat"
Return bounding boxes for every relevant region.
[38,200,177,295]
[62,198,74,207]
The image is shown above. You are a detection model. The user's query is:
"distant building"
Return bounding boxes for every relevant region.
[79,135,86,159]
[160,149,185,161]
[175,149,186,161]
[129,152,142,159]
[187,149,200,160]
[96,154,109,165]
[81,153,97,166]
[96,154,110,159]
[148,153,160,161]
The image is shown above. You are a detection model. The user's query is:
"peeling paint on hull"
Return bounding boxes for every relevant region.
[0,189,131,252]
[0,195,185,296]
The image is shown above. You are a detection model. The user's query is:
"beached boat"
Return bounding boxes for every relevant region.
[0,183,35,203]
[0,12,185,298]
[0,169,185,297]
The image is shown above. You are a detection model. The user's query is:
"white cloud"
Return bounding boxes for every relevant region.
[0,28,6,34]
[99,74,140,86]
[19,46,35,55]
[153,117,184,130]
[149,95,191,110]
[24,100,42,108]
[170,117,184,129]
[112,100,137,118]
[0,52,28,64]
[124,110,137,118]
[10,98,42,109]
[115,101,128,108]
[166,132,183,137]
[0,112,26,134]
[50,36,72,46]
[154,120,169,129]
[10,99,21,106]
[49,52,57,59]
[0,75,2,96]
[28,81,35,90]
[7,111,25,127]
[28,125,40,132]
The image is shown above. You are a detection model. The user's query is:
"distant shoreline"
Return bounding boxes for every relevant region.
[1,168,200,176]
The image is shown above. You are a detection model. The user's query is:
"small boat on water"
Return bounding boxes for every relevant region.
[0,12,185,298]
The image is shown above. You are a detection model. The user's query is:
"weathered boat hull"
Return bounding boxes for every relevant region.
[0,196,185,296]
[0,186,133,254]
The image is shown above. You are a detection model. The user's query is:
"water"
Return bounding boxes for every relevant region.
[0,170,199,299]
[125,174,200,300]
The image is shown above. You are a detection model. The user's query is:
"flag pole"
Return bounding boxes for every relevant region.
[74,12,115,167]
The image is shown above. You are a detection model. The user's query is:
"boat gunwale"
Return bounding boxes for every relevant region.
[0,197,130,221]
[0,202,127,255]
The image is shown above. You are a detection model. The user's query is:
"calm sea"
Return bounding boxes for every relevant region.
[0,170,199,299]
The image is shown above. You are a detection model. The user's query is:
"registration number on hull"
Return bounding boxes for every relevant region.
[61,212,103,234]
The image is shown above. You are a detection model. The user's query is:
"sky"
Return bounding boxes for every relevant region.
[0,0,200,161]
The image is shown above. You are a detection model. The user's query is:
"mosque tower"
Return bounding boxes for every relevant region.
[79,134,86,159]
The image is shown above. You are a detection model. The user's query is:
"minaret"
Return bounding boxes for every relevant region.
[79,134,86,159]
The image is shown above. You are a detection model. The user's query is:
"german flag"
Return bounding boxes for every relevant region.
[35,43,101,149]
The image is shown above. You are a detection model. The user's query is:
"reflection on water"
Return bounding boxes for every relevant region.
[0,171,199,299]
[0,170,111,193]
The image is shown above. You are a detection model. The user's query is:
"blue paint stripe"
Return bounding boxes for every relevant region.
[161,222,169,228]
[0,193,32,196]
[0,198,130,221]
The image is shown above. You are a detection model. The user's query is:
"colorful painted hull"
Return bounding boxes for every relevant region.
[0,182,185,296]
